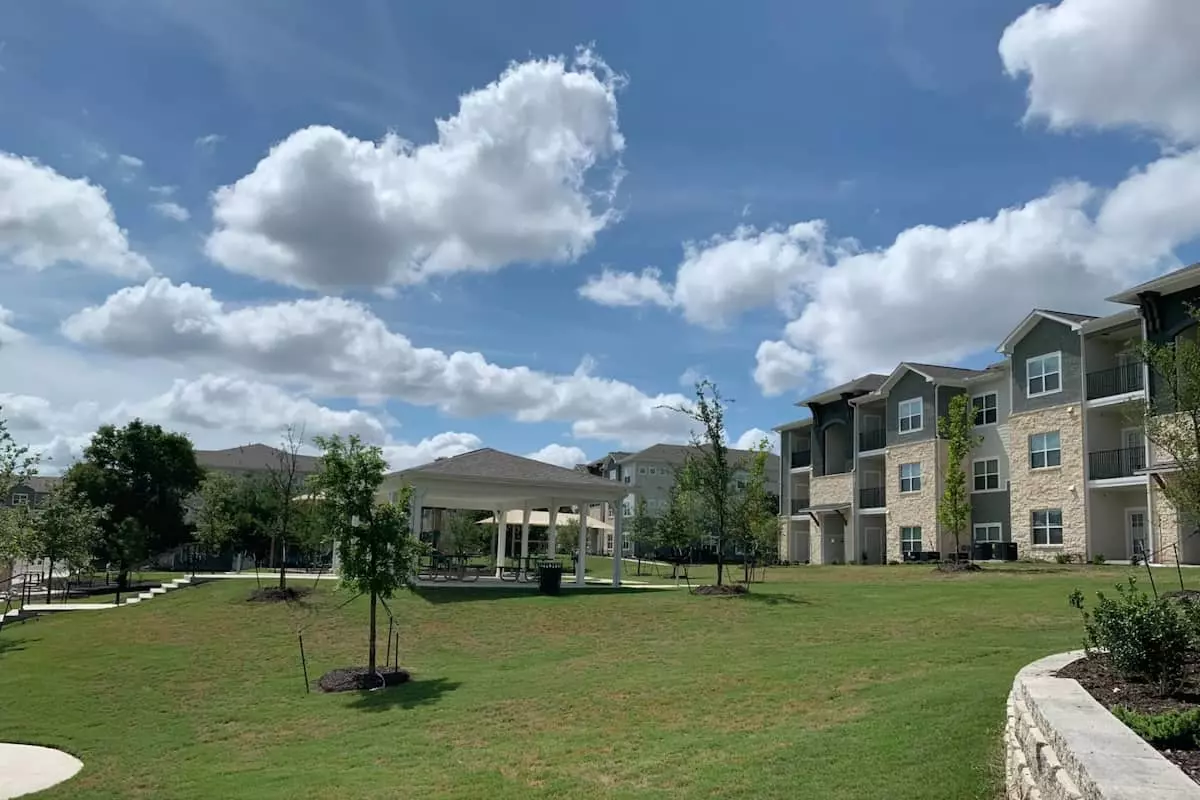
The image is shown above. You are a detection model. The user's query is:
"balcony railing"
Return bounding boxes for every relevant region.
[859,429,886,452]
[1086,362,1144,400]
[789,497,810,515]
[859,487,885,509]
[1088,447,1146,480]
[789,450,812,469]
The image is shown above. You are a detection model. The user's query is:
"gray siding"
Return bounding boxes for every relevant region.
[970,373,1011,494]
[937,386,967,424]
[1011,318,1083,414]
[971,490,1012,540]
[886,370,935,446]
[811,400,853,476]
[1145,286,1200,404]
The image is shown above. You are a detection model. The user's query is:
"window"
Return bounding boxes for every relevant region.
[639,466,647,475]
[735,480,747,490]
[1026,353,1062,397]
[898,397,923,433]
[901,526,922,554]
[1029,431,1062,469]
[973,523,1004,543]
[972,458,1000,492]
[623,476,631,484]
[10,493,28,506]
[899,462,922,493]
[1032,509,1063,545]
[972,392,998,426]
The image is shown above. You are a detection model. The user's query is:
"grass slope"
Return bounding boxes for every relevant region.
[0,564,1166,799]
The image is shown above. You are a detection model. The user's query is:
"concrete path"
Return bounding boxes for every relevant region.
[0,743,83,799]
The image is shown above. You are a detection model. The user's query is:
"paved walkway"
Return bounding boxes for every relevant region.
[0,743,82,799]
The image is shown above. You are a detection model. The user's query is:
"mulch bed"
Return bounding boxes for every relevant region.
[933,562,983,574]
[693,584,749,596]
[246,586,313,603]
[318,667,411,693]
[1058,653,1200,782]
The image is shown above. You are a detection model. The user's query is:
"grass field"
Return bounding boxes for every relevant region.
[0,563,1179,799]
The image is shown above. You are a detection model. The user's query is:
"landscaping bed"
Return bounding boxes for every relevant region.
[318,667,411,692]
[247,586,312,603]
[1058,654,1200,783]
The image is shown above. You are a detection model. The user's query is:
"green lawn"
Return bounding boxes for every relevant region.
[0,564,1175,799]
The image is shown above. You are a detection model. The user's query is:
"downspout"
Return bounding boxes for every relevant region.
[934,383,941,553]
[850,400,859,564]
[1079,327,1092,562]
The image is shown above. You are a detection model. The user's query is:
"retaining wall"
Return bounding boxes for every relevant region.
[1005,650,1200,800]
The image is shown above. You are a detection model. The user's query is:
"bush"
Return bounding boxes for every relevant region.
[1068,577,1191,695]
[1055,552,1073,564]
[1092,554,1107,565]
[1112,706,1200,750]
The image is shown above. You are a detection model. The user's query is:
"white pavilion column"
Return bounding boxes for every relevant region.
[494,508,507,578]
[409,489,424,541]
[576,500,588,586]
[546,502,559,557]
[612,506,623,588]
[520,505,531,574]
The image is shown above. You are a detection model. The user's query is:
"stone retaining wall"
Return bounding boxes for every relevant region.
[1005,650,1200,800]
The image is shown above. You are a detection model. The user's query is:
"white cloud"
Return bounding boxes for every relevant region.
[151,201,191,222]
[148,184,177,197]
[733,427,778,453]
[117,154,144,169]
[678,366,705,389]
[0,305,23,345]
[0,152,151,278]
[383,433,482,471]
[753,341,816,397]
[195,133,224,150]
[525,443,588,469]
[61,277,694,448]
[579,268,675,309]
[1000,0,1200,144]
[205,48,625,291]
[579,222,829,329]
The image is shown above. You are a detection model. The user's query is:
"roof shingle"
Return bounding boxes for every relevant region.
[397,448,622,489]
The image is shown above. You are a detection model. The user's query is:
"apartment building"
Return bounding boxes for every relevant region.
[774,262,1200,567]
[583,443,781,555]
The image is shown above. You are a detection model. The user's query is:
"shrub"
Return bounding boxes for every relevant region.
[1092,554,1107,565]
[1112,706,1200,750]
[1054,552,1073,564]
[1069,577,1191,695]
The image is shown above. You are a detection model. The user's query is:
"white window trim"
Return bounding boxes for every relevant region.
[900,526,922,553]
[1031,509,1064,547]
[897,397,923,434]
[972,522,1004,543]
[10,492,29,506]
[899,462,922,494]
[1029,431,1062,471]
[972,391,998,427]
[1025,351,1063,399]
[970,457,1001,493]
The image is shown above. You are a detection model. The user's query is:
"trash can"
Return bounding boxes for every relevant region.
[538,561,564,595]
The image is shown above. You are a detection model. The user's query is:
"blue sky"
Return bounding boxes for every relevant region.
[1,0,1198,470]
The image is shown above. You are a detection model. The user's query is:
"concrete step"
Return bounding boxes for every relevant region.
[149,587,167,595]
[161,583,178,591]
[124,597,141,605]
[137,592,154,600]
[173,577,191,585]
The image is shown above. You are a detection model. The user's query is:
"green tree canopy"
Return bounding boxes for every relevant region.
[937,394,981,559]
[22,482,107,601]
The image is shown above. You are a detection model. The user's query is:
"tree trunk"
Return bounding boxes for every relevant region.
[279,561,287,591]
[368,588,378,676]
[715,541,725,587]
[45,550,55,604]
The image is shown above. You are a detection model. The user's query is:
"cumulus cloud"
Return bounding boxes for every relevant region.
[0,306,23,346]
[383,432,482,471]
[205,48,625,291]
[61,277,694,448]
[195,133,224,150]
[1000,0,1200,144]
[117,154,144,169]
[733,427,778,453]
[579,268,675,309]
[525,443,588,469]
[0,152,151,278]
[151,201,191,222]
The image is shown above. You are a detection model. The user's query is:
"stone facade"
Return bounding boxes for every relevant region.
[1007,405,1087,560]
[1151,483,1182,566]
[809,472,852,508]
[885,439,941,562]
[1006,651,1200,800]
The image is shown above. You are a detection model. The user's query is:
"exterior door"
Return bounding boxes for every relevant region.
[1126,508,1149,560]
[864,526,884,564]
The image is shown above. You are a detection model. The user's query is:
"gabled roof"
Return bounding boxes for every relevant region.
[1081,307,1141,335]
[619,443,781,472]
[997,309,1095,355]
[396,448,620,490]
[196,444,321,474]
[10,476,62,494]
[800,373,887,407]
[772,417,813,433]
[874,362,991,396]
[1107,263,1200,305]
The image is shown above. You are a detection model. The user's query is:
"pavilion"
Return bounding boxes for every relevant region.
[379,448,629,587]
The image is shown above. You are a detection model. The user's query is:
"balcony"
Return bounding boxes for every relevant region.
[859,486,885,509]
[789,497,810,515]
[1088,447,1146,480]
[1086,362,1144,401]
[859,429,886,452]
[789,450,812,469]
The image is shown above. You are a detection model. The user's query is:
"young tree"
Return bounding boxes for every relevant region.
[732,440,778,582]
[263,425,309,590]
[310,434,418,678]
[1131,316,1200,543]
[937,394,982,560]
[0,407,38,567]
[23,483,107,602]
[664,380,734,586]
[627,495,659,575]
[657,470,702,578]
[67,420,205,591]
[440,510,492,556]
[557,515,581,557]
